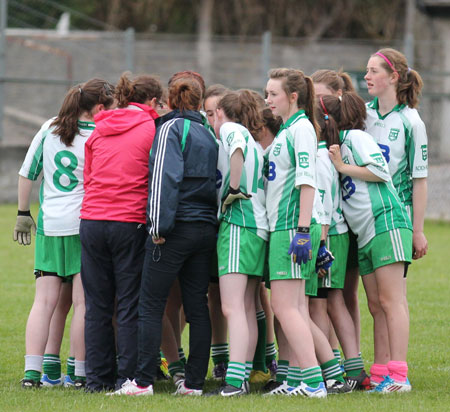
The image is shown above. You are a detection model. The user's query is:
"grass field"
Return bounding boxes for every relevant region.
[0,203,449,411]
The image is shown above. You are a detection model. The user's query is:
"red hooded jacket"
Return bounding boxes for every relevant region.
[81,103,158,223]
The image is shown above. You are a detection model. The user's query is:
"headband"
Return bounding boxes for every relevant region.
[319,97,329,120]
[375,52,398,76]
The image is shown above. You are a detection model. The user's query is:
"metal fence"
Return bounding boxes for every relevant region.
[0,29,449,219]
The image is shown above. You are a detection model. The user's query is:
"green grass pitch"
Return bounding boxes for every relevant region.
[0,204,449,411]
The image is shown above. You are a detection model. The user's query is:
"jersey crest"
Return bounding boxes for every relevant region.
[388,128,400,141]
[298,152,309,168]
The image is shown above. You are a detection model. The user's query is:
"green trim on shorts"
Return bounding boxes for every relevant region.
[358,228,412,276]
[269,223,321,284]
[35,233,81,278]
[217,222,267,277]
[320,232,349,289]
[304,224,321,296]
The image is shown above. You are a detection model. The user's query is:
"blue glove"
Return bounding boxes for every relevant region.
[288,232,312,265]
[315,244,335,272]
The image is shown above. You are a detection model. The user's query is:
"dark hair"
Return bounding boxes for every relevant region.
[168,71,206,100]
[268,68,320,138]
[372,48,423,108]
[311,69,355,94]
[115,71,163,108]
[50,78,115,147]
[316,92,366,148]
[217,89,265,141]
[168,77,202,111]
[261,108,282,137]
[204,84,229,106]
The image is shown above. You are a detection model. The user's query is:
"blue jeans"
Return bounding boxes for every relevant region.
[136,221,216,389]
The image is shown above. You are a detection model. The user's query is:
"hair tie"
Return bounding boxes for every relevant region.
[407,67,412,73]
[375,52,399,76]
[78,87,83,94]
[338,95,342,101]
[319,97,329,120]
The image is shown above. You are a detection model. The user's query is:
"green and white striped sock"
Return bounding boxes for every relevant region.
[276,360,289,383]
[302,366,324,388]
[286,366,302,387]
[225,362,246,388]
[344,356,364,377]
[321,358,345,383]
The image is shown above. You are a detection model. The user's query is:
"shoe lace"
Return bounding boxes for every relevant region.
[375,375,393,391]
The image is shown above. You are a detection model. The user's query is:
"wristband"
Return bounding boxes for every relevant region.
[297,226,310,234]
[320,240,326,247]
[228,187,240,195]
[18,210,31,216]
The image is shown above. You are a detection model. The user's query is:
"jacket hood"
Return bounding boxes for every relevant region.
[94,103,159,136]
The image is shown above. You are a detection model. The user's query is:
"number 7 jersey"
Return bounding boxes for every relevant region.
[19,118,95,236]
[339,129,412,248]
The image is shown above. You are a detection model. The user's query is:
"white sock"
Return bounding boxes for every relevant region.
[24,355,43,372]
[74,360,86,377]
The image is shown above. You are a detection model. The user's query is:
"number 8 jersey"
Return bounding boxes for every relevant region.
[339,129,412,248]
[19,118,95,236]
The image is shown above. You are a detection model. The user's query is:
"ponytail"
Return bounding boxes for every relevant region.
[168,77,202,111]
[115,71,163,108]
[217,90,264,141]
[316,96,340,148]
[51,78,115,146]
[339,92,366,130]
[304,76,320,139]
[315,92,366,146]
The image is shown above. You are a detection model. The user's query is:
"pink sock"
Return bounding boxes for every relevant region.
[370,363,389,383]
[387,360,408,382]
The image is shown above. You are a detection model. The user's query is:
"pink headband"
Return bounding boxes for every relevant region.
[375,52,398,75]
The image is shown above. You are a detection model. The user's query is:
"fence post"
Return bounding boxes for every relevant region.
[404,0,415,67]
[125,27,135,73]
[261,31,271,87]
[0,0,7,143]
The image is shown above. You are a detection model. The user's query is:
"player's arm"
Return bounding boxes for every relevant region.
[329,144,384,182]
[412,177,428,259]
[14,175,36,245]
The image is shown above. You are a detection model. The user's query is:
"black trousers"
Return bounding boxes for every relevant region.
[80,219,147,392]
[136,221,216,389]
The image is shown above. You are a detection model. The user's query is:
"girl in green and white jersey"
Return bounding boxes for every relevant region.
[209,90,268,396]
[14,79,115,388]
[364,48,428,388]
[264,68,326,398]
[319,92,413,394]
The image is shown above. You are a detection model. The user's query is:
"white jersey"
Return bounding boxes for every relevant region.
[266,110,319,232]
[316,142,348,235]
[19,118,95,236]
[365,98,428,207]
[339,129,412,248]
[217,122,268,240]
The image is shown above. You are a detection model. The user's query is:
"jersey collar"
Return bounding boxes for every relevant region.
[77,120,96,130]
[276,109,307,138]
[339,130,349,144]
[318,141,327,150]
[368,97,406,120]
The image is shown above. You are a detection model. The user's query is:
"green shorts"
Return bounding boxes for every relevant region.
[35,233,81,278]
[319,232,349,289]
[358,228,412,276]
[217,222,267,277]
[269,224,321,287]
